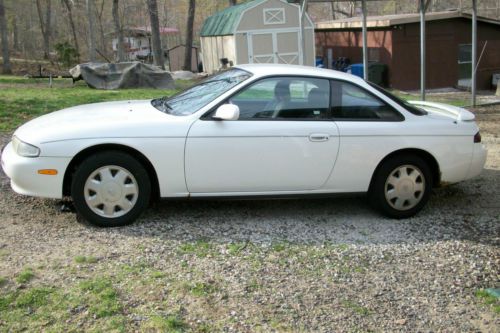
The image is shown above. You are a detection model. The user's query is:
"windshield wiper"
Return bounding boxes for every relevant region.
[157,96,173,110]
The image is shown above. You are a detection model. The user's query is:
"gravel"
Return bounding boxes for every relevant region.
[0,105,499,332]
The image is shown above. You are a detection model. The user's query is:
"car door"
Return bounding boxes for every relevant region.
[326,79,407,192]
[185,76,340,193]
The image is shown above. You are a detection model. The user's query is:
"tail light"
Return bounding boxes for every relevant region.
[474,131,481,143]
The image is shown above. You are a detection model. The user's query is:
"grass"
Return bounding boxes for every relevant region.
[476,289,500,314]
[342,300,372,316]
[79,277,122,318]
[74,255,98,264]
[178,240,214,258]
[0,75,184,132]
[16,268,35,284]
[142,314,187,332]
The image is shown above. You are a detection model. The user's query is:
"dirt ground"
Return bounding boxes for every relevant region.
[0,104,499,332]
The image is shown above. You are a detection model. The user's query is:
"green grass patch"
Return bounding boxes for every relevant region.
[16,268,34,284]
[79,277,122,318]
[15,287,53,308]
[183,281,218,297]
[476,289,500,314]
[74,255,98,264]
[341,300,371,316]
[142,314,187,332]
[178,240,214,258]
[0,84,177,132]
[226,242,247,255]
[151,270,166,279]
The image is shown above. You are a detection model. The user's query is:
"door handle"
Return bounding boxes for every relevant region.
[309,134,330,142]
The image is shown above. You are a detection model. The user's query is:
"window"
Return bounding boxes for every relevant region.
[152,69,251,116]
[227,77,330,120]
[331,80,403,121]
[264,8,286,25]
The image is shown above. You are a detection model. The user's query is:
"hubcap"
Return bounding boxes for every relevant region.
[83,165,139,219]
[384,165,425,211]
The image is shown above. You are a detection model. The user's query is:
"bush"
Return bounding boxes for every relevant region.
[54,41,79,67]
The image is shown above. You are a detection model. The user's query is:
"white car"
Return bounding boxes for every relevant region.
[1,64,487,227]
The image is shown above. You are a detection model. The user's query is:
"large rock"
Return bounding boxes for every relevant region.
[70,62,174,90]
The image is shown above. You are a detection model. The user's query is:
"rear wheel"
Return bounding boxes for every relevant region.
[369,155,432,219]
[71,151,151,227]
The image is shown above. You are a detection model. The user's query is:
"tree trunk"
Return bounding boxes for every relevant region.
[12,15,18,51]
[62,0,80,62]
[147,0,164,69]
[86,0,96,62]
[112,0,125,62]
[229,0,237,6]
[183,0,195,71]
[0,0,12,74]
[35,0,51,59]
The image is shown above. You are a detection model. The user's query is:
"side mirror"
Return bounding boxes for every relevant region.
[213,104,240,121]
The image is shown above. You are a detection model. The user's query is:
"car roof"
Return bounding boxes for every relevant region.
[235,64,365,84]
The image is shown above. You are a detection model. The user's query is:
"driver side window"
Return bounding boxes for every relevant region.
[228,77,330,120]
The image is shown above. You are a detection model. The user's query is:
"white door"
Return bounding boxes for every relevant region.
[185,76,338,193]
[248,30,301,65]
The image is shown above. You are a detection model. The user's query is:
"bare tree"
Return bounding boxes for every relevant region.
[147,0,164,69]
[35,0,52,59]
[11,16,19,51]
[112,0,125,62]
[86,0,96,62]
[183,0,195,71]
[0,0,11,73]
[61,0,80,62]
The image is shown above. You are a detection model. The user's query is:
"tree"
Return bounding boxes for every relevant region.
[61,0,80,62]
[112,0,125,62]
[147,0,164,69]
[183,0,195,71]
[86,0,96,62]
[0,0,11,74]
[35,0,52,59]
[229,0,237,6]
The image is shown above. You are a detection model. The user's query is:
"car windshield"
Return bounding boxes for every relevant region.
[368,82,427,116]
[152,68,251,116]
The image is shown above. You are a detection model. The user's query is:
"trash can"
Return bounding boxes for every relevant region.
[368,63,388,87]
[348,63,388,87]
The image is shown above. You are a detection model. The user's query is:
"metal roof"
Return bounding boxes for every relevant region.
[200,0,266,37]
[315,10,500,30]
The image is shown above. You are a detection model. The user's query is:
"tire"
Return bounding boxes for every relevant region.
[71,151,151,227]
[369,154,432,219]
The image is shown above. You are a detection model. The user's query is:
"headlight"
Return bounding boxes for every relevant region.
[12,136,40,157]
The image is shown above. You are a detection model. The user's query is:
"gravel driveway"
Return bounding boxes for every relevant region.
[0,105,499,332]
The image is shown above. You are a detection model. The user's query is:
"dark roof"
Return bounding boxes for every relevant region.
[316,10,500,30]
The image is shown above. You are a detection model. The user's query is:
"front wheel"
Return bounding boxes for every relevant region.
[71,151,151,227]
[369,155,432,219]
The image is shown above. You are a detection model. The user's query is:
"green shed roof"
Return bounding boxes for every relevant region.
[200,0,266,37]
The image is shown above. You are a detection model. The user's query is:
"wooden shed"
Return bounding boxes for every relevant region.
[315,11,500,91]
[200,0,315,74]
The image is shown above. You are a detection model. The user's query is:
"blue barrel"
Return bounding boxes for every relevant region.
[350,63,364,78]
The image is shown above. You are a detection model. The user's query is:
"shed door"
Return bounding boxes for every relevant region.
[248,30,301,65]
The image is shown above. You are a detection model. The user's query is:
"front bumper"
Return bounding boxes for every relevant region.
[465,143,487,180]
[1,142,71,199]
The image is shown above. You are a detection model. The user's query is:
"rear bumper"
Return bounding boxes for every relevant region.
[1,142,70,199]
[465,143,487,180]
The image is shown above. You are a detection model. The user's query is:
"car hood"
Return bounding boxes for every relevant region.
[14,100,184,144]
